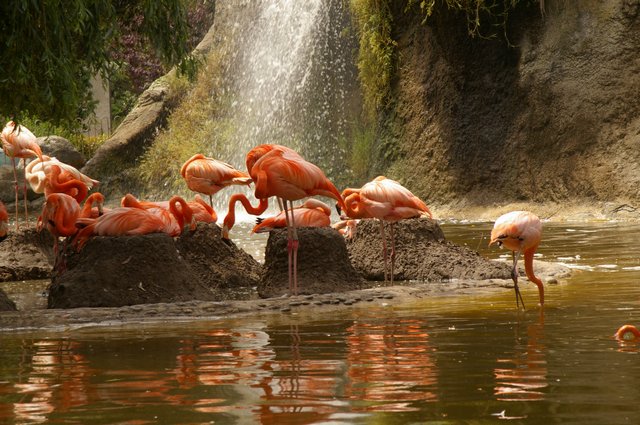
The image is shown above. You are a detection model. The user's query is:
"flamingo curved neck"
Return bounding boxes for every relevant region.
[524,249,544,306]
[223,194,269,237]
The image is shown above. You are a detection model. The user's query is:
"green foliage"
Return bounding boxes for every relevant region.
[349,0,396,121]
[137,50,235,198]
[0,0,195,127]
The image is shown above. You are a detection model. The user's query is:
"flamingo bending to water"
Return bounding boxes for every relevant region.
[223,144,345,295]
[339,176,432,284]
[180,153,252,206]
[489,210,544,309]
[1,121,43,229]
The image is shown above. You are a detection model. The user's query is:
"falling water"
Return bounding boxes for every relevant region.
[205,0,360,215]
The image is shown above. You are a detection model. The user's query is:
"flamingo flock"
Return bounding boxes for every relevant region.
[1,120,548,308]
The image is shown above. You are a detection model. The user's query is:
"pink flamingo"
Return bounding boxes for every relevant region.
[121,193,217,224]
[252,198,331,233]
[223,144,345,295]
[339,176,432,284]
[37,193,81,270]
[180,153,252,206]
[43,165,89,203]
[80,192,106,219]
[25,155,98,195]
[489,210,544,309]
[0,200,8,241]
[615,325,640,341]
[1,121,43,229]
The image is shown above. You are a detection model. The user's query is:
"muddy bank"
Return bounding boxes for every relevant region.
[0,227,54,282]
[0,259,570,332]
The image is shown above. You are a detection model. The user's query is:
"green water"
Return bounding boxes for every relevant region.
[1,222,639,424]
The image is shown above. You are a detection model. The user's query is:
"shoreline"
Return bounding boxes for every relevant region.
[0,261,570,334]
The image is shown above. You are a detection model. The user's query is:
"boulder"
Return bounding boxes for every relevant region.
[0,289,17,311]
[346,218,512,282]
[37,136,86,169]
[0,228,55,282]
[259,227,366,298]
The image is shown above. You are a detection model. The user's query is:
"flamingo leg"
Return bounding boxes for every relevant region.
[390,222,396,285]
[511,250,526,310]
[22,159,29,226]
[10,157,19,230]
[290,200,299,296]
[208,195,213,208]
[379,220,388,284]
[283,198,293,296]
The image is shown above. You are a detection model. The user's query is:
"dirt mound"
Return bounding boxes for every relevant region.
[48,223,262,308]
[347,218,511,282]
[0,227,55,282]
[0,288,17,311]
[259,227,366,298]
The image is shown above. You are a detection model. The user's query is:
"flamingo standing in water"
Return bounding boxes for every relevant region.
[0,201,8,241]
[1,121,43,229]
[223,144,346,296]
[489,210,544,309]
[180,153,252,206]
[252,198,331,233]
[339,176,432,284]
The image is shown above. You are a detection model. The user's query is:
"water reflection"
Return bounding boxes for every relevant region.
[494,311,548,402]
[345,319,438,412]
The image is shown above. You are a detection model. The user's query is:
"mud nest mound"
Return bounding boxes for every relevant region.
[259,227,366,298]
[48,223,262,309]
[347,218,511,282]
[0,227,55,282]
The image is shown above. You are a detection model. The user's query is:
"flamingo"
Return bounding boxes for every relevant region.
[332,219,359,240]
[339,176,432,284]
[37,193,81,271]
[0,201,8,242]
[252,198,331,233]
[121,193,217,224]
[223,144,346,296]
[489,210,544,309]
[1,120,43,229]
[180,153,252,206]
[25,155,98,195]
[615,325,640,341]
[74,196,196,250]
[80,192,106,219]
[43,165,89,203]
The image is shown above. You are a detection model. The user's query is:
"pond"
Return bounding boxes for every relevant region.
[0,221,639,424]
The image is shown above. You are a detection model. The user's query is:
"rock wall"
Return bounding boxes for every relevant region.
[387,0,640,210]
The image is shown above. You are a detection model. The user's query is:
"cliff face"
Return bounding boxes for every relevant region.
[387,0,640,209]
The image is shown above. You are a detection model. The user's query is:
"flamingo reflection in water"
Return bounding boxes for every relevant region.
[494,311,548,401]
[344,319,438,411]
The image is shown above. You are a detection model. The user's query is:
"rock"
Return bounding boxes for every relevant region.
[347,218,512,282]
[48,224,263,309]
[37,136,87,169]
[0,227,55,282]
[174,222,262,299]
[0,289,17,311]
[259,227,366,298]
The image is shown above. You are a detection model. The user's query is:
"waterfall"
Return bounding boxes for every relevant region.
[206,0,360,218]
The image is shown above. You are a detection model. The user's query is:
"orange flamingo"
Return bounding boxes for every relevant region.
[615,325,640,341]
[0,200,8,241]
[252,198,331,233]
[339,176,432,284]
[80,193,106,219]
[25,155,98,195]
[489,211,544,309]
[223,144,345,295]
[74,196,195,250]
[38,193,82,270]
[180,153,252,206]
[121,193,216,224]
[1,120,43,229]
[332,219,359,240]
[43,165,89,203]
